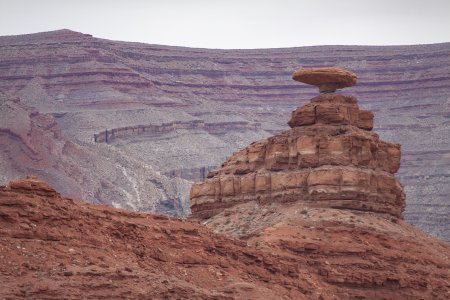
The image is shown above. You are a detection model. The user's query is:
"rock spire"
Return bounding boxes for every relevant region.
[190,67,405,220]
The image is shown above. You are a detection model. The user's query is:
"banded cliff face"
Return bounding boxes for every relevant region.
[0,30,448,239]
[0,92,190,215]
[93,121,261,143]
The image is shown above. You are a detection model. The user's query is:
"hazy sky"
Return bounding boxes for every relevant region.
[0,0,449,49]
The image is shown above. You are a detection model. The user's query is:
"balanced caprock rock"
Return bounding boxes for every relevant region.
[190,68,449,299]
[292,67,357,93]
[191,67,404,220]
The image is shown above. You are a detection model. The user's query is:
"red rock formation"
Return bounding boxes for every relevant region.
[287,93,374,130]
[1,177,448,299]
[187,68,449,299]
[191,69,404,220]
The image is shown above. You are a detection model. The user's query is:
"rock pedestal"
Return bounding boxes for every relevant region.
[190,68,405,220]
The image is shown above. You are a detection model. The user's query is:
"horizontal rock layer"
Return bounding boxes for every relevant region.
[191,165,405,219]
[288,94,373,130]
[94,120,261,143]
[213,125,401,176]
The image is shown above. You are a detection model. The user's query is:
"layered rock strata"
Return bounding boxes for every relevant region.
[0,92,190,215]
[191,68,405,220]
[0,30,448,240]
[93,120,261,143]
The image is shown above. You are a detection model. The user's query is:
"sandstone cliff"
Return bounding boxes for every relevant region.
[0,29,448,240]
[191,77,404,220]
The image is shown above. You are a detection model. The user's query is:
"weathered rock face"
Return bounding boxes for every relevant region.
[1,177,449,299]
[287,93,374,130]
[7,175,58,197]
[191,69,405,220]
[0,92,191,215]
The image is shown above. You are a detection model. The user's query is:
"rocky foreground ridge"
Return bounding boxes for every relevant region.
[0,30,449,240]
[0,175,448,299]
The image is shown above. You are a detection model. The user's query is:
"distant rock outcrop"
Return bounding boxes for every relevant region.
[191,68,404,220]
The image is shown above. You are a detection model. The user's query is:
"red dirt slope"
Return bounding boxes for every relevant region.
[1,176,449,299]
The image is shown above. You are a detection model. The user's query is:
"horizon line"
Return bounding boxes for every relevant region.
[1,28,450,51]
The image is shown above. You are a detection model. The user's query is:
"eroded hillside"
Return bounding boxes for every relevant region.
[0,176,449,299]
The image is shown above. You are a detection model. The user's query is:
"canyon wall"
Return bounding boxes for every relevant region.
[0,92,190,216]
[0,29,448,239]
[93,120,261,143]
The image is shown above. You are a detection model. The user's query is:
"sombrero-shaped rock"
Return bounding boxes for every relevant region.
[292,67,357,93]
